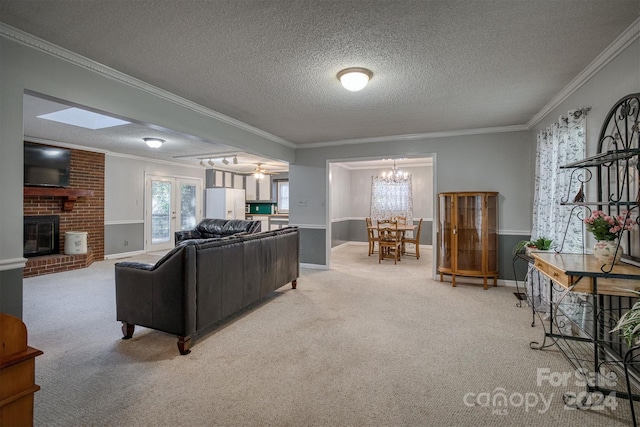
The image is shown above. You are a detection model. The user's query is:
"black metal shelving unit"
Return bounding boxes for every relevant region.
[530,93,640,424]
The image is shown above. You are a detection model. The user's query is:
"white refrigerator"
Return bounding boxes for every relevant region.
[205,188,246,219]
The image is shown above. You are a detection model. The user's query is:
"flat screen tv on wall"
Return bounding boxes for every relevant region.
[24,142,71,187]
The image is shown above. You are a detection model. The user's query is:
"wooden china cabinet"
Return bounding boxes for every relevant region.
[437,191,499,289]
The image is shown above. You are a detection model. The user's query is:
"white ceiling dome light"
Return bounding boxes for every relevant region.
[337,67,373,92]
[143,137,164,148]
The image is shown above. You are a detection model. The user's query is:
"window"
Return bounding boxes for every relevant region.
[277,181,289,213]
[370,176,413,221]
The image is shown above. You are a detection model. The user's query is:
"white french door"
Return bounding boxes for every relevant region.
[145,175,202,252]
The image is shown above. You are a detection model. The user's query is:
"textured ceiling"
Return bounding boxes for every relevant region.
[1,0,639,166]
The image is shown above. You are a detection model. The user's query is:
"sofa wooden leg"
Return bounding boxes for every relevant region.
[177,336,192,355]
[291,280,297,289]
[121,322,135,339]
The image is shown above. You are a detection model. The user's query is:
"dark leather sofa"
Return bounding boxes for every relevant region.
[174,218,261,243]
[115,227,299,354]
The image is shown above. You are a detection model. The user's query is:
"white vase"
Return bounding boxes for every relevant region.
[593,240,623,265]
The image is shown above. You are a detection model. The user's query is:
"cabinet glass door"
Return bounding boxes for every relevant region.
[486,194,498,272]
[438,194,453,270]
[456,194,483,272]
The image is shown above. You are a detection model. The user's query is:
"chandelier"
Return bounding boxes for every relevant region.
[382,159,409,181]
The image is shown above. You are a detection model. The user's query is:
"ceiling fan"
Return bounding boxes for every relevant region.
[253,163,273,179]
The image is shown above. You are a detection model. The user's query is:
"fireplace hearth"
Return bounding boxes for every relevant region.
[24,215,60,257]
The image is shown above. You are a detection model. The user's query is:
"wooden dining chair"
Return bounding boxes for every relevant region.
[402,218,423,259]
[394,216,407,225]
[378,220,402,264]
[365,217,380,256]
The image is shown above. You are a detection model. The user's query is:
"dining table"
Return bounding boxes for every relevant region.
[367,222,417,258]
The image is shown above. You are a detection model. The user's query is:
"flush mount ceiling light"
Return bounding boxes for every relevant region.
[337,67,373,92]
[143,138,164,148]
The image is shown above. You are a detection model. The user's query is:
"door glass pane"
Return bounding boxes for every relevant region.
[180,184,197,231]
[151,180,172,244]
[457,195,483,271]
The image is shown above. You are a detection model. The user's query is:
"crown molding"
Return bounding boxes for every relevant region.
[527,16,640,129]
[299,124,529,149]
[0,23,296,149]
[25,136,205,170]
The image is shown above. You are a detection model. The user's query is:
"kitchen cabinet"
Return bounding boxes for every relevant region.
[437,191,499,289]
[245,175,272,201]
[245,175,257,200]
[258,176,271,201]
[233,174,244,189]
[206,188,246,219]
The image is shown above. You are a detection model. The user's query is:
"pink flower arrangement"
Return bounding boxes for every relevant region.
[584,210,635,241]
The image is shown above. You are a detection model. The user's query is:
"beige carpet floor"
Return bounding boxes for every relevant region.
[22,244,637,426]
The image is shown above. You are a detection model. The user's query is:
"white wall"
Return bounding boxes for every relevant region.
[329,164,352,220]
[293,131,531,236]
[344,165,433,220]
[105,154,206,222]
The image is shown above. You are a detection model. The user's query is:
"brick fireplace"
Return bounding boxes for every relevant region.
[23,144,105,277]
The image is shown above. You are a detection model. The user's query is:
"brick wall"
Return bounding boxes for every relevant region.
[24,143,105,277]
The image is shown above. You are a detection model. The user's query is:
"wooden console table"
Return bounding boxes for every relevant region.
[0,313,43,426]
[532,252,640,297]
[531,252,640,419]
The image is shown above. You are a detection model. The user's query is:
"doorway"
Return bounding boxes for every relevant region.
[145,174,202,252]
[326,155,437,278]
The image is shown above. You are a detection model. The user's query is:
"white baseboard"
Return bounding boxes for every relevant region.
[300,263,328,270]
[104,250,145,260]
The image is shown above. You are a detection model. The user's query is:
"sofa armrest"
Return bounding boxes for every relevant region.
[114,261,154,270]
[115,244,197,338]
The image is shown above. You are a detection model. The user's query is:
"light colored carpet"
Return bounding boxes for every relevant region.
[22,244,636,426]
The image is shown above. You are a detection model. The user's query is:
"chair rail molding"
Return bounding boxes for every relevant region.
[0,257,28,271]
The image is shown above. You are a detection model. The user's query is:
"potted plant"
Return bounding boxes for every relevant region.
[512,237,554,255]
[584,210,635,264]
[610,290,640,348]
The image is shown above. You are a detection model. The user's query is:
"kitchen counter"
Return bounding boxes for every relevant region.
[246,214,289,231]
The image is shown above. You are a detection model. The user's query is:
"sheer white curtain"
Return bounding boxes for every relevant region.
[370,176,413,223]
[529,109,588,321]
[532,109,588,252]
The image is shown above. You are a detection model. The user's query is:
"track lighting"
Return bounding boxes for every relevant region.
[208,159,215,167]
[233,155,238,164]
[222,158,229,165]
[200,159,206,167]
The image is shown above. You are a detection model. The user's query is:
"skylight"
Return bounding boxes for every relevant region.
[37,107,130,130]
